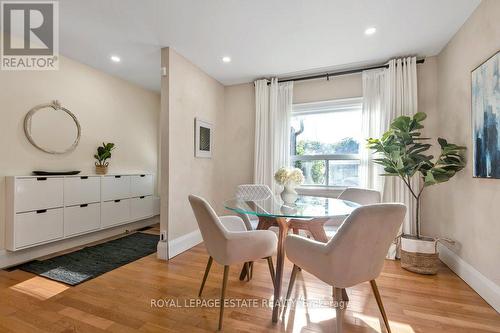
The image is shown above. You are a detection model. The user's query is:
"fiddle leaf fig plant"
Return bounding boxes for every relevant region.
[94,142,115,167]
[367,112,466,239]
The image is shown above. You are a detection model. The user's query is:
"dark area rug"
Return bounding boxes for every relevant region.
[18,232,159,286]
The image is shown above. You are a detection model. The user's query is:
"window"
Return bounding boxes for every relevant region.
[290,98,363,187]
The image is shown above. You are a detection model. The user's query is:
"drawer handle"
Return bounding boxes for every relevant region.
[36,209,47,214]
[80,204,88,207]
[140,174,146,177]
[80,176,88,179]
[140,196,145,199]
[36,177,47,181]
[114,175,121,178]
[114,199,121,203]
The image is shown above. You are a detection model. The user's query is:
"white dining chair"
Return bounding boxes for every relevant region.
[324,187,381,238]
[285,203,406,333]
[235,184,273,230]
[188,195,277,330]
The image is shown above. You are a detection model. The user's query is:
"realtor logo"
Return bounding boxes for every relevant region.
[1,1,59,70]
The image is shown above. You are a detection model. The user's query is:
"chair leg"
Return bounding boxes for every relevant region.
[199,256,213,297]
[244,262,251,282]
[285,264,300,301]
[218,265,230,330]
[266,256,275,288]
[239,262,249,281]
[370,280,391,333]
[333,287,345,333]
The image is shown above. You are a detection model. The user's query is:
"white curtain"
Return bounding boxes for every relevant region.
[361,57,418,258]
[254,79,272,188]
[254,79,294,194]
[361,69,387,193]
[383,57,419,236]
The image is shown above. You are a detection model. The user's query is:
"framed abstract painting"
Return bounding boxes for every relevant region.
[195,118,213,158]
[472,50,500,178]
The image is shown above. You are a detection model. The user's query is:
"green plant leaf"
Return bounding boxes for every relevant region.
[413,112,427,122]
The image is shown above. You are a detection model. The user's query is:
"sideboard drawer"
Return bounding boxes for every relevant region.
[101,199,130,228]
[64,176,100,206]
[64,203,101,237]
[101,176,130,201]
[130,196,154,220]
[15,208,63,248]
[130,175,153,197]
[15,177,63,213]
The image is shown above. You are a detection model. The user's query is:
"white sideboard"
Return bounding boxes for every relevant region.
[5,174,156,251]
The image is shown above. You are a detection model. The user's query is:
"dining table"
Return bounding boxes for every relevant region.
[224,194,359,323]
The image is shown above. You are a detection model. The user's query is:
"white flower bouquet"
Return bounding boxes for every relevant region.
[274,167,304,186]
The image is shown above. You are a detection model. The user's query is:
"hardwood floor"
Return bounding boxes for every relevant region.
[0,226,499,333]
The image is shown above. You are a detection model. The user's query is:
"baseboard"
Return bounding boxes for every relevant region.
[168,229,202,259]
[0,215,159,269]
[438,243,500,313]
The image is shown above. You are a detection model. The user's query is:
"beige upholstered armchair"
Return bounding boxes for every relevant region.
[188,195,277,330]
[337,187,381,205]
[285,203,406,333]
[324,187,382,238]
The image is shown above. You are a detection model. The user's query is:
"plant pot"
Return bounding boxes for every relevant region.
[95,165,108,175]
[280,184,298,204]
[400,235,439,275]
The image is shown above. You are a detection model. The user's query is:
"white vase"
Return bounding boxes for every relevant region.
[281,183,298,203]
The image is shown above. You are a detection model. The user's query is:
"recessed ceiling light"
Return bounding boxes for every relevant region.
[110,55,121,63]
[222,56,231,63]
[365,27,377,35]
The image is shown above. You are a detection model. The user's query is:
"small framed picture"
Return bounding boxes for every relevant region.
[195,118,213,158]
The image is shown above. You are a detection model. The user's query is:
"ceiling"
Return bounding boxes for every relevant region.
[58,0,481,91]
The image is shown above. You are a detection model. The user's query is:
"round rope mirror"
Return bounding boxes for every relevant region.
[24,100,81,154]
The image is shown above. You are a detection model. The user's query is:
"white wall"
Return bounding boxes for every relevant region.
[160,48,225,245]
[422,0,500,287]
[0,56,160,251]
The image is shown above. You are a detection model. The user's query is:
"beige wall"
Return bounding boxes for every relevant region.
[293,73,362,104]
[221,83,255,198]
[161,48,225,241]
[0,56,160,251]
[422,0,500,285]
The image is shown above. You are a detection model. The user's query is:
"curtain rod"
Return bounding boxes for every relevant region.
[264,58,425,85]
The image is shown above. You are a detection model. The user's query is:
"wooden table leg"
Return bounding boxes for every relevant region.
[307,221,329,243]
[289,218,329,243]
[272,217,288,323]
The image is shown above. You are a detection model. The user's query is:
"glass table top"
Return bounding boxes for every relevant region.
[224,195,359,219]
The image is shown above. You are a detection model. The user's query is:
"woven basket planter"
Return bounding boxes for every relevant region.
[400,236,439,275]
[95,165,108,175]
[400,249,439,275]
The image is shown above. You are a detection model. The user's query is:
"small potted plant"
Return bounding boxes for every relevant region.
[94,142,115,175]
[275,167,304,203]
[367,112,466,274]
